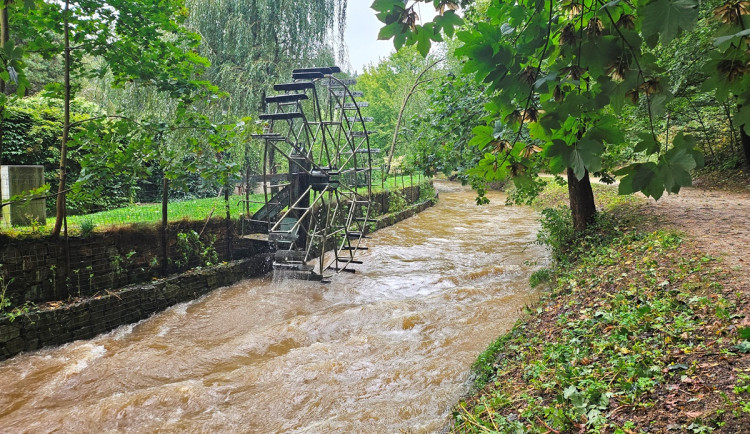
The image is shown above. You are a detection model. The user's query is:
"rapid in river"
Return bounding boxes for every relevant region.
[0,181,547,432]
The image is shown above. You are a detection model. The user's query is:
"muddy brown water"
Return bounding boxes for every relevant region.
[0,181,547,433]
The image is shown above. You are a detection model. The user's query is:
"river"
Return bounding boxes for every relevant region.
[0,181,546,432]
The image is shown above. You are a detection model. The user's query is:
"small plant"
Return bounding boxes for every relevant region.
[73,268,82,298]
[87,265,94,292]
[111,250,136,277]
[418,181,436,203]
[0,265,14,314]
[529,268,552,288]
[49,264,57,289]
[388,190,407,214]
[79,218,96,237]
[536,206,575,261]
[172,230,218,269]
[25,215,43,234]
[7,302,35,323]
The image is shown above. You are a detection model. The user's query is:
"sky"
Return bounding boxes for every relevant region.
[344,1,437,74]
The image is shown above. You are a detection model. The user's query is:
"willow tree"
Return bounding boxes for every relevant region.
[185,0,350,118]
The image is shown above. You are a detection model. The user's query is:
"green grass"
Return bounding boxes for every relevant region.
[66,194,266,227]
[531,178,644,212]
[452,183,750,432]
[0,174,430,236]
[372,173,425,192]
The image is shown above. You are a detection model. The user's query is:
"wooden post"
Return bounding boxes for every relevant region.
[161,176,168,276]
[410,173,413,201]
[0,3,7,225]
[225,177,232,260]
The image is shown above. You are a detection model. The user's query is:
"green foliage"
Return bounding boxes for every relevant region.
[417,181,436,203]
[536,206,576,262]
[537,206,627,265]
[1,96,123,214]
[388,190,408,214]
[172,230,218,269]
[456,226,740,431]
[184,0,347,119]
[79,218,95,238]
[0,265,13,314]
[529,268,552,288]
[409,70,489,177]
[374,0,721,202]
[357,46,440,167]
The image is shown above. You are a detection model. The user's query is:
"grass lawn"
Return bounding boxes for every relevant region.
[67,194,266,227]
[1,174,429,236]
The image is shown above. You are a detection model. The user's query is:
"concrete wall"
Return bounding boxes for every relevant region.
[1,165,46,226]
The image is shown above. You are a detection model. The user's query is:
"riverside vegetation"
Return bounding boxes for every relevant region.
[453,181,750,432]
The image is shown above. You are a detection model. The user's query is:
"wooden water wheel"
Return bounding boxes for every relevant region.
[249,67,378,281]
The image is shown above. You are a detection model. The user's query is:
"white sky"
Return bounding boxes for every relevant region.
[344,1,437,74]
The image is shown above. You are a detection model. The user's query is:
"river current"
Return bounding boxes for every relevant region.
[0,181,546,432]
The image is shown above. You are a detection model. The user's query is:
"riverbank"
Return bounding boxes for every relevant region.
[453,182,750,432]
[0,183,438,361]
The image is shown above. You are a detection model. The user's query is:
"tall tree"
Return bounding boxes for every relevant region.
[704,0,750,167]
[373,0,706,232]
[357,46,440,173]
[0,0,32,223]
[24,0,217,236]
[184,0,349,118]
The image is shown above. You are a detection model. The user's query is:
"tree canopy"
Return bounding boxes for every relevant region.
[373,0,749,231]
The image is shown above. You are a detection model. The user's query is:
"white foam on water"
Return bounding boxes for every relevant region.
[156,325,171,337]
[172,302,190,316]
[63,344,106,376]
[110,323,136,341]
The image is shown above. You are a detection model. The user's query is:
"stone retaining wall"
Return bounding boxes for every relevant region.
[0,183,437,361]
[0,219,242,306]
[0,255,272,360]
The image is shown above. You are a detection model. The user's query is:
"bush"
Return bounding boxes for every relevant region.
[536,206,576,262]
[79,219,96,238]
[388,190,407,214]
[418,181,436,202]
[529,268,552,288]
[537,207,626,265]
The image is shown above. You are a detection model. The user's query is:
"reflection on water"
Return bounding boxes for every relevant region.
[0,181,547,432]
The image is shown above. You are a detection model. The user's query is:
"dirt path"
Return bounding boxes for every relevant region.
[641,187,750,293]
[643,188,750,270]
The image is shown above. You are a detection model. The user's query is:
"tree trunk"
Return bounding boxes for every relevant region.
[0,3,9,223]
[52,0,71,237]
[567,168,596,233]
[740,126,750,171]
[224,178,231,260]
[161,176,168,276]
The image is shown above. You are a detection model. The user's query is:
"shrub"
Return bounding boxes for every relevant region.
[388,190,407,214]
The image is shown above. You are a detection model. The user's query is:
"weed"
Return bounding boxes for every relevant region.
[172,230,218,269]
[25,215,43,234]
[6,302,34,323]
[418,181,436,203]
[79,218,96,237]
[0,265,13,313]
[111,250,136,277]
[529,268,552,288]
[388,190,407,214]
[455,222,739,432]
